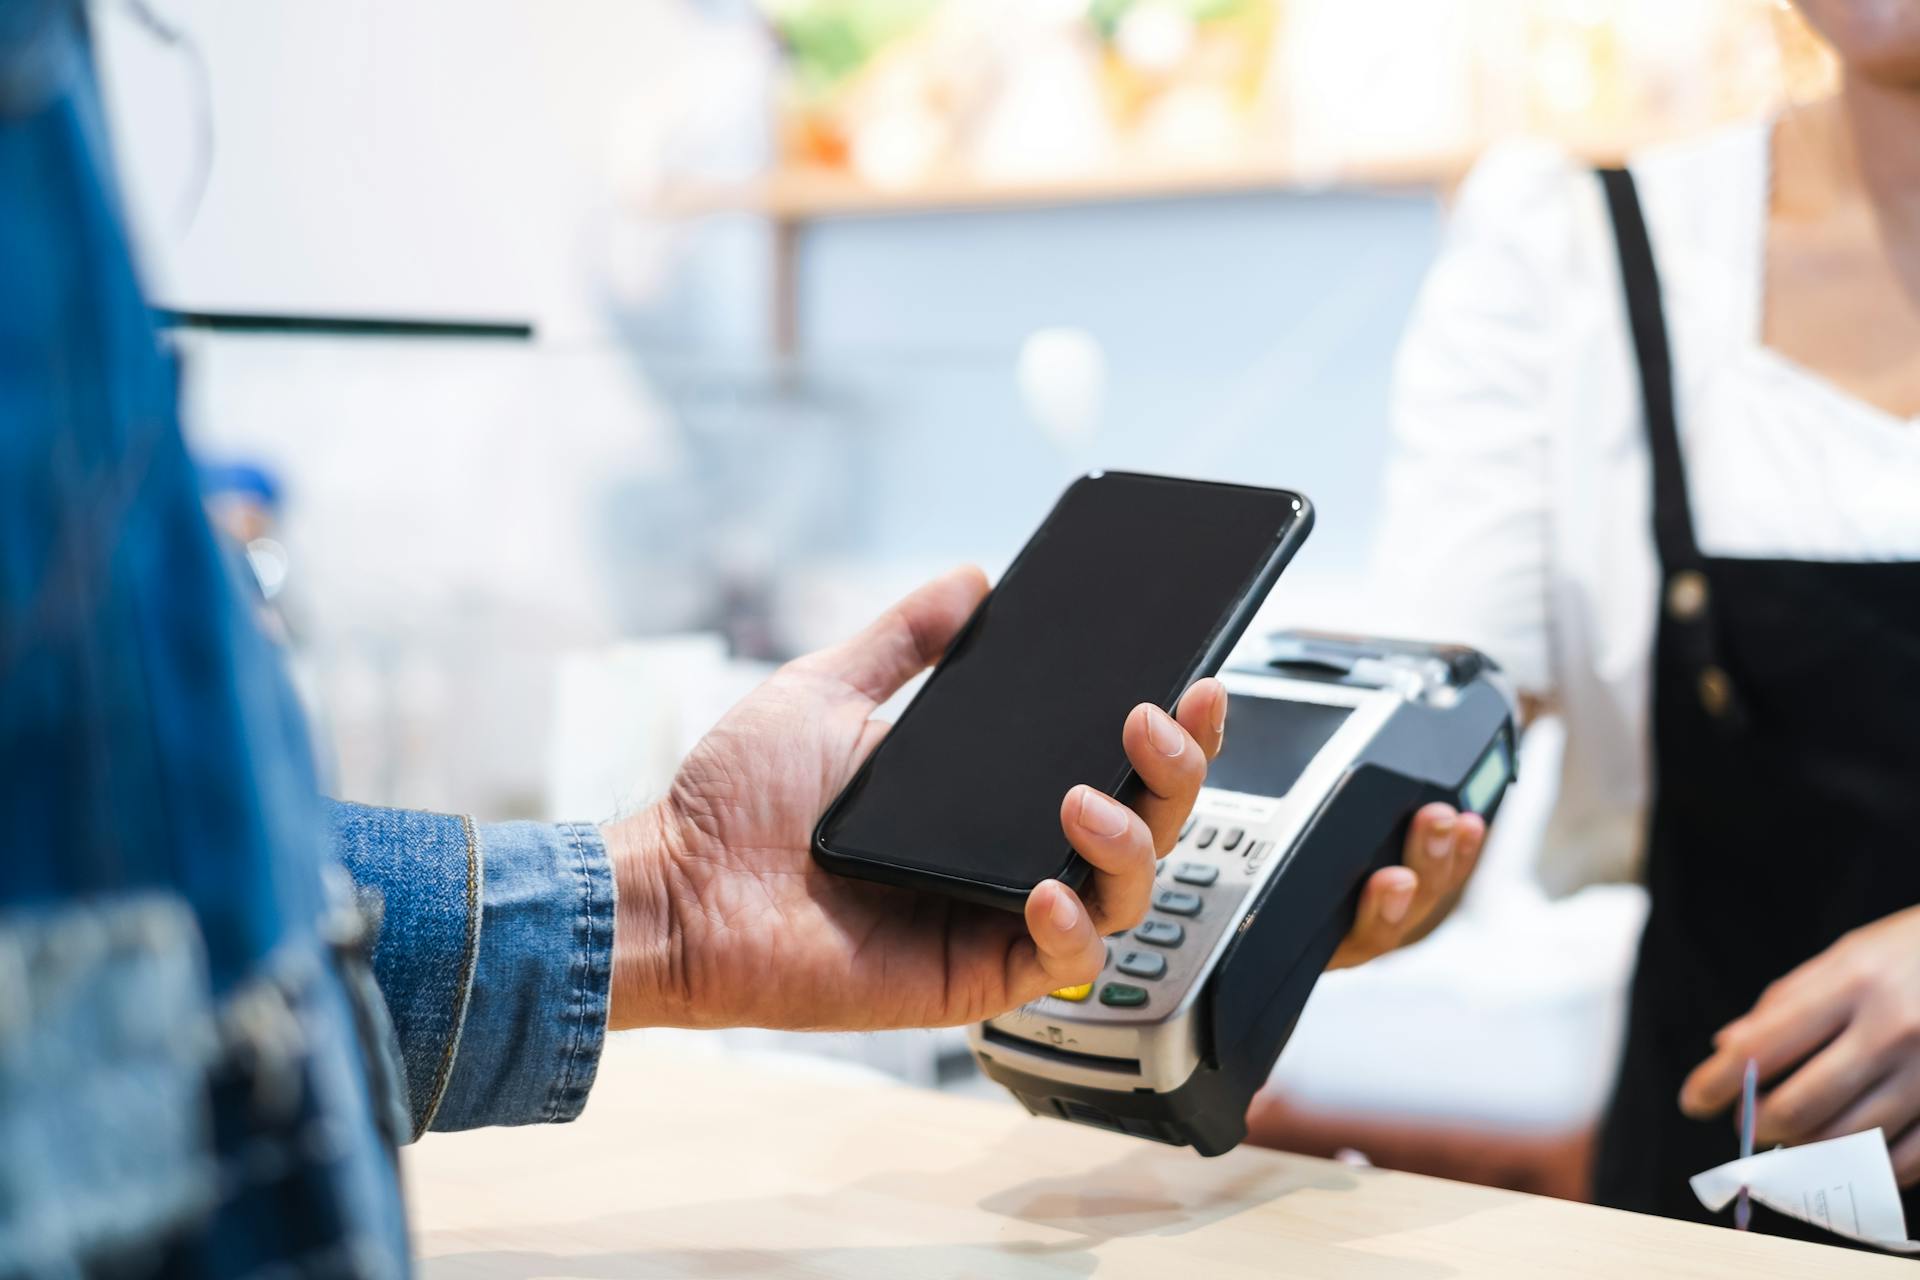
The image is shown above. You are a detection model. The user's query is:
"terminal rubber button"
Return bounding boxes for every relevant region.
[1050,982,1093,1002]
[1117,950,1167,980]
[1221,828,1244,851]
[1135,919,1185,947]
[1173,861,1218,886]
[1153,889,1202,917]
[1099,983,1150,1008]
[1193,825,1218,849]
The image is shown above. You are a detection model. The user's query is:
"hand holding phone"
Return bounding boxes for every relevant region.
[600,565,1226,1032]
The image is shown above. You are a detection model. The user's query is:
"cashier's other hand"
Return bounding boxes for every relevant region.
[598,566,1226,1033]
[1681,905,1920,1184]
[1325,804,1487,970]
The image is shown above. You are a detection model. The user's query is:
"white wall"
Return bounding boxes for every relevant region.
[92,1,750,815]
[95,0,737,336]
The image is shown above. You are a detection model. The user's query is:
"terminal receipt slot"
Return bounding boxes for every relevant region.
[969,631,1519,1155]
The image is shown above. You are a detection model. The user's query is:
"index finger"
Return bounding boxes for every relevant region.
[1680,980,1853,1118]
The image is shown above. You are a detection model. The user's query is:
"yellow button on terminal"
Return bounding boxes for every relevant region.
[1050,983,1093,1002]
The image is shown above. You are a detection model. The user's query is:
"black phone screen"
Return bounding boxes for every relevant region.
[816,472,1307,897]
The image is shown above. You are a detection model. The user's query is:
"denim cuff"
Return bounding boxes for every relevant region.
[325,802,481,1138]
[426,820,613,1131]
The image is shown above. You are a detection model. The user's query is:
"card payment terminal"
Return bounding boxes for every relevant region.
[968,631,1519,1156]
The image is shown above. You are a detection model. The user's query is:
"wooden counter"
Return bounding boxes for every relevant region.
[407,1042,1909,1278]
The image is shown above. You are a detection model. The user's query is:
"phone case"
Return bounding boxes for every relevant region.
[812,472,1315,912]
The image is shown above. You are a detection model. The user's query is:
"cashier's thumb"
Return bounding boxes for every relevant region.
[1022,880,1103,994]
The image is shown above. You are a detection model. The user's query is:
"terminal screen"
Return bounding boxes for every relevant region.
[1206,696,1351,799]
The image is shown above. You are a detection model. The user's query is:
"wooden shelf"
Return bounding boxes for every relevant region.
[658,149,1479,223]
[647,129,1658,352]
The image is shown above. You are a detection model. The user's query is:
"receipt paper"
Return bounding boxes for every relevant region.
[1691,1129,1920,1253]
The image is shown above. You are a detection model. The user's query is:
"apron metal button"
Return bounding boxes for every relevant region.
[1698,665,1733,718]
[1667,570,1710,621]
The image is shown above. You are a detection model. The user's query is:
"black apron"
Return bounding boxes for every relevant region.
[1588,167,1920,1238]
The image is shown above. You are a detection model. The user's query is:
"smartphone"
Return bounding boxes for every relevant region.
[812,472,1313,910]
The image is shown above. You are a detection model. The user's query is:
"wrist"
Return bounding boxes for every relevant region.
[603,801,690,1029]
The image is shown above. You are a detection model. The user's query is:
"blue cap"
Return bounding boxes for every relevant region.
[198,461,283,510]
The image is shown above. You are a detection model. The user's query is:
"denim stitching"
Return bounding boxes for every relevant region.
[414,815,482,1137]
[567,823,612,1120]
[549,823,593,1121]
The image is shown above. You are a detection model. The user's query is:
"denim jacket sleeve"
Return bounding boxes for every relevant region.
[324,802,614,1137]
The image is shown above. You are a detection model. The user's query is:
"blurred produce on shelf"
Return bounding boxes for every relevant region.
[748,0,1836,199]
[762,0,1284,190]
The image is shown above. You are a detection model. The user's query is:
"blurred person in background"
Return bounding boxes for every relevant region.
[1370,0,1920,1237]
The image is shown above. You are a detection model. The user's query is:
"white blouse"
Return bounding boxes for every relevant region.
[1371,121,1920,892]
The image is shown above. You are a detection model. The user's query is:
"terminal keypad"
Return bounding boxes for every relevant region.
[1050,804,1258,1022]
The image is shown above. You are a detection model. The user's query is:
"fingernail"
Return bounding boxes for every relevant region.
[1077,787,1129,838]
[1427,814,1455,860]
[1381,881,1414,926]
[1210,681,1228,735]
[1048,884,1080,932]
[1145,706,1185,758]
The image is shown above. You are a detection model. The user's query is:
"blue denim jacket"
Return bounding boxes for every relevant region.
[0,4,613,1274]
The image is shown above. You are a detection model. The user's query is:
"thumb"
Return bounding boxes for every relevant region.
[798,566,989,704]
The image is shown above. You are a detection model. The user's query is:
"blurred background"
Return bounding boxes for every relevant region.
[100,0,1832,1202]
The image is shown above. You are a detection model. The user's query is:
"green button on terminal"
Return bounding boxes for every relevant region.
[1099,982,1150,1008]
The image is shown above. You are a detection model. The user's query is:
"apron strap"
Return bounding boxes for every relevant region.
[1597,167,1703,573]
[1599,166,1749,727]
